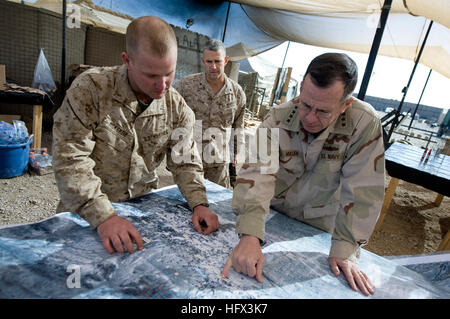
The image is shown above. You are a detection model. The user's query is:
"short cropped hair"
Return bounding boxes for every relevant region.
[126,16,177,59]
[304,53,358,102]
[203,39,226,55]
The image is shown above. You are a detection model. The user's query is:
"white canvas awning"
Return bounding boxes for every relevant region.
[231,0,450,78]
[232,0,449,28]
[20,0,450,78]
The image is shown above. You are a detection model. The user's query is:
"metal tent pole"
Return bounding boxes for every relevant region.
[281,41,290,70]
[408,69,432,130]
[61,0,67,100]
[387,20,434,141]
[357,0,392,101]
[222,2,231,43]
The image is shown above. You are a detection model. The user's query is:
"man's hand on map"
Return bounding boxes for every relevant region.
[192,205,219,234]
[97,215,144,254]
[328,257,375,296]
[221,235,265,283]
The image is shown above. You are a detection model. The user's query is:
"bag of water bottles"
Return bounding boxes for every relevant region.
[0,120,29,145]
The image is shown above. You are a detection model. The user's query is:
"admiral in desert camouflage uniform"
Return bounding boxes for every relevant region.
[173,39,246,189]
[53,16,219,254]
[222,53,385,296]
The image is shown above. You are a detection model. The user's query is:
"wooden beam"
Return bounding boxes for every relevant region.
[434,193,444,207]
[0,64,5,87]
[32,104,43,149]
[279,67,292,104]
[0,114,21,123]
[375,177,399,230]
[269,68,281,106]
[438,231,450,251]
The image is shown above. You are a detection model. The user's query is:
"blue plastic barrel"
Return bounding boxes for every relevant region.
[0,139,33,178]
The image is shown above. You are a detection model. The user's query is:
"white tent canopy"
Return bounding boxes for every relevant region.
[231,0,450,78]
[233,0,449,28]
[19,0,450,78]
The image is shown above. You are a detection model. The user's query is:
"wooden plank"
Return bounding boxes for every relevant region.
[32,104,42,149]
[375,177,399,230]
[434,193,444,207]
[279,67,292,104]
[438,231,450,251]
[0,114,21,123]
[269,68,281,106]
[0,64,5,87]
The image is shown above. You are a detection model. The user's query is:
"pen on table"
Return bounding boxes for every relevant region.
[421,147,428,161]
[424,148,432,163]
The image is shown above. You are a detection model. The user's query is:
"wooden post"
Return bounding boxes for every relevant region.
[375,177,399,230]
[279,67,292,104]
[434,194,444,207]
[269,68,281,106]
[438,231,450,251]
[32,104,43,149]
[0,65,5,87]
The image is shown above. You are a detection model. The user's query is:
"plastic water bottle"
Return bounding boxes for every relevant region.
[0,121,14,145]
[0,120,29,144]
[0,121,5,144]
[13,120,29,144]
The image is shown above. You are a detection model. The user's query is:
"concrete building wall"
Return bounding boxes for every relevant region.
[174,26,207,80]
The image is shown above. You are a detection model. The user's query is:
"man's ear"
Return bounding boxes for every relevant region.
[341,97,354,113]
[224,55,230,66]
[121,52,130,67]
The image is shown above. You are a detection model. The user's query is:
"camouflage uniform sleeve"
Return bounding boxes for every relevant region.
[330,113,385,263]
[52,77,116,229]
[233,86,246,158]
[167,97,208,209]
[232,110,279,242]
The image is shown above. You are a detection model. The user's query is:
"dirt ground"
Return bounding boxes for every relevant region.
[365,175,449,255]
[0,128,448,257]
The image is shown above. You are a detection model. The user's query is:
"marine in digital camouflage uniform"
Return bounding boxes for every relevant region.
[173,39,246,189]
[53,65,207,227]
[222,53,385,296]
[53,16,219,255]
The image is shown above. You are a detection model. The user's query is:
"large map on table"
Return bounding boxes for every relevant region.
[0,182,448,298]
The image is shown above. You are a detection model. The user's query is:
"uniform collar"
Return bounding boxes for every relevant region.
[280,100,354,136]
[280,101,301,132]
[329,104,354,136]
[201,72,233,96]
[112,64,165,116]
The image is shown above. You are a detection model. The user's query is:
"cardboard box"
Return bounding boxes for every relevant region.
[0,64,5,87]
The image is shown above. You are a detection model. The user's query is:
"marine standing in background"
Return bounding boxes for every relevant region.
[173,39,246,189]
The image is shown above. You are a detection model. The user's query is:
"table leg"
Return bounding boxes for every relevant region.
[375,177,399,230]
[434,194,444,207]
[438,231,450,251]
[32,104,42,149]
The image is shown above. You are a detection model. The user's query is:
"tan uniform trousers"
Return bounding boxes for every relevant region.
[204,164,231,189]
